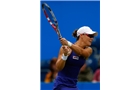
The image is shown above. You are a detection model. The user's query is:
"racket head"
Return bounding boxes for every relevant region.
[42,3,62,39]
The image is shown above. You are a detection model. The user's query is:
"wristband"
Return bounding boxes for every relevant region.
[67,41,72,47]
[61,54,68,61]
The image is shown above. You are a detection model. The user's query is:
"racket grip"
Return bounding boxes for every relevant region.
[59,37,62,40]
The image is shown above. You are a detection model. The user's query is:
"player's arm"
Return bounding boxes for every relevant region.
[56,46,69,71]
[70,45,92,59]
[60,38,92,59]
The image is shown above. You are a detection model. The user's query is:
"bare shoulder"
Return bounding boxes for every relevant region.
[84,47,93,59]
[85,46,93,51]
[86,47,93,54]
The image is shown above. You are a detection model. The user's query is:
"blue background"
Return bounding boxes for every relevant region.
[41,82,100,90]
[40,1,100,60]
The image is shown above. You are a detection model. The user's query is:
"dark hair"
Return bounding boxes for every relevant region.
[72,29,79,41]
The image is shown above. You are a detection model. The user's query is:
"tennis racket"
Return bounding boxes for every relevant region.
[42,3,62,39]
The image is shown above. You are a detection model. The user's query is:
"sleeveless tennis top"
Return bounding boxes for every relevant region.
[53,51,86,89]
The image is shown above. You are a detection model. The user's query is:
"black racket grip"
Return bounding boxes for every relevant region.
[59,37,62,40]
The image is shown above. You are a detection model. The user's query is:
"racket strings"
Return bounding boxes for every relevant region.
[42,3,62,38]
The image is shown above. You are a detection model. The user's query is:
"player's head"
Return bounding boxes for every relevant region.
[73,26,97,46]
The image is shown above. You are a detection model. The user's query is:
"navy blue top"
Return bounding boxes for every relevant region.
[53,51,86,89]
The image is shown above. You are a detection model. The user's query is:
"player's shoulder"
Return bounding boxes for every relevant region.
[84,46,92,50]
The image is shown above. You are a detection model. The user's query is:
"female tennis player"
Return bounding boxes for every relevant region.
[53,26,98,90]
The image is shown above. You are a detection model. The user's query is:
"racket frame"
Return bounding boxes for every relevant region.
[42,3,62,39]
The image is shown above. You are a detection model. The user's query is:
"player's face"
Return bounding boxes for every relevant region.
[83,34,94,46]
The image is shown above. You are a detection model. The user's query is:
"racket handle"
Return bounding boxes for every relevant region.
[59,37,62,40]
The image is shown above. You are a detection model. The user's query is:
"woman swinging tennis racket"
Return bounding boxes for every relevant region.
[53,26,98,90]
[42,4,98,89]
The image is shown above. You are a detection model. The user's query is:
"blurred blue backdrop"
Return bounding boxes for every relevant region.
[41,1,100,60]
[41,82,100,90]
